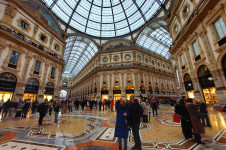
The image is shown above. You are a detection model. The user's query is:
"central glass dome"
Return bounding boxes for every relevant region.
[42,0,166,38]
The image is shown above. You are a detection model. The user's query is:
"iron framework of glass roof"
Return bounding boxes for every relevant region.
[42,0,166,38]
[136,21,172,59]
[62,36,98,78]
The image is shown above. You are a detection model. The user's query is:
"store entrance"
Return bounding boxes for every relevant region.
[44,82,54,101]
[0,72,17,102]
[198,65,218,105]
[184,73,195,98]
[23,78,39,102]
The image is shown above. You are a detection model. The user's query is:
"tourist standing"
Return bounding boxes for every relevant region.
[54,101,60,123]
[37,99,49,126]
[150,97,159,116]
[114,97,129,150]
[127,96,143,150]
[175,99,192,139]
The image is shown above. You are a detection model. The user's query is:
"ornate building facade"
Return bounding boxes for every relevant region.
[62,39,177,102]
[167,0,226,104]
[0,0,65,102]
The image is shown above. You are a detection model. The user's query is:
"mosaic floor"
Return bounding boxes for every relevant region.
[0,105,226,150]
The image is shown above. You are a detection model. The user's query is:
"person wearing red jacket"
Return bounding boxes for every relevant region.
[110,100,114,112]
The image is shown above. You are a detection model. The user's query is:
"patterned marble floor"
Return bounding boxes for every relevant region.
[0,105,226,150]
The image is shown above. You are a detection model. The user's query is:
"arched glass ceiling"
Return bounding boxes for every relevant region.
[136,21,172,59]
[62,36,98,78]
[42,0,166,38]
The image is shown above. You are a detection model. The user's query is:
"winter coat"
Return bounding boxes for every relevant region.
[150,99,159,108]
[143,103,150,116]
[127,101,143,125]
[185,103,205,134]
[114,100,129,138]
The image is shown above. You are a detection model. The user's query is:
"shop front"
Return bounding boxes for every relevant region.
[23,78,39,102]
[113,86,121,103]
[101,87,109,101]
[126,85,134,100]
[140,85,145,94]
[198,65,218,105]
[44,82,54,101]
[184,73,194,98]
[0,72,17,102]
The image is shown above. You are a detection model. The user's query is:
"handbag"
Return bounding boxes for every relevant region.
[173,114,180,123]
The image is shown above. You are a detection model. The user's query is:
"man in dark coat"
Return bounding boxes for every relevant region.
[38,99,49,126]
[175,99,192,139]
[99,100,102,111]
[127,96,143,150]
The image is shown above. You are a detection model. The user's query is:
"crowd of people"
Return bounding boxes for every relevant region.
[0,96,211,150]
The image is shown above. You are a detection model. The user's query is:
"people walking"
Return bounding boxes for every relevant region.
[127,96,143,150]
[114,97,129,150]
[37,99,49,126]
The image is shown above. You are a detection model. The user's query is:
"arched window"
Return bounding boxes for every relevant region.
[24,78,39,94]
[0,72,17,92]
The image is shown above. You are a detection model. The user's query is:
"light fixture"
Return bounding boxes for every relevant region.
[208,77,213,81]
[188,83,192,86]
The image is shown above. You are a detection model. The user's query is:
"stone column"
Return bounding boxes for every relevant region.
[191,76,203,101]
[134,72,139,98]
[108,73,113,100]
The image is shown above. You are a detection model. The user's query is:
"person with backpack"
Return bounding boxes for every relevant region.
[37,99,49,126]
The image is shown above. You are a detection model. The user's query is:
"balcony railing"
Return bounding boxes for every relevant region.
[0,25,64,62]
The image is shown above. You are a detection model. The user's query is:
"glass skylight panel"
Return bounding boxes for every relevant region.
[136,21,172,59]
[42,0,54,6]
[51,6,69,22]
[101,31,115,37]
[65,0,77,9]
[43,0,167,38]
[57,1,72,15]
[62,35,98,78]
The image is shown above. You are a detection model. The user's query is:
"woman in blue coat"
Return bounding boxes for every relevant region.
[114,97,129,150]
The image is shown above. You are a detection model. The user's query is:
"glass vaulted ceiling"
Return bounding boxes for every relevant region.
[136,21,172,59]
[62,36,98,78]
[42,0,166,38]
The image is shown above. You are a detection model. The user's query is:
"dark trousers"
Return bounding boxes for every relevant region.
[131,123,141,148]
[181,119,192,139]
[143,115,148,123]
[39,113,46,125]
[99,106,101,111]
[194,133,201,143]
[152,107,158,115]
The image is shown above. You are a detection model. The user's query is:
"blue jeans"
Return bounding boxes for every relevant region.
[131,123,141,148]
[54,112,59,123]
